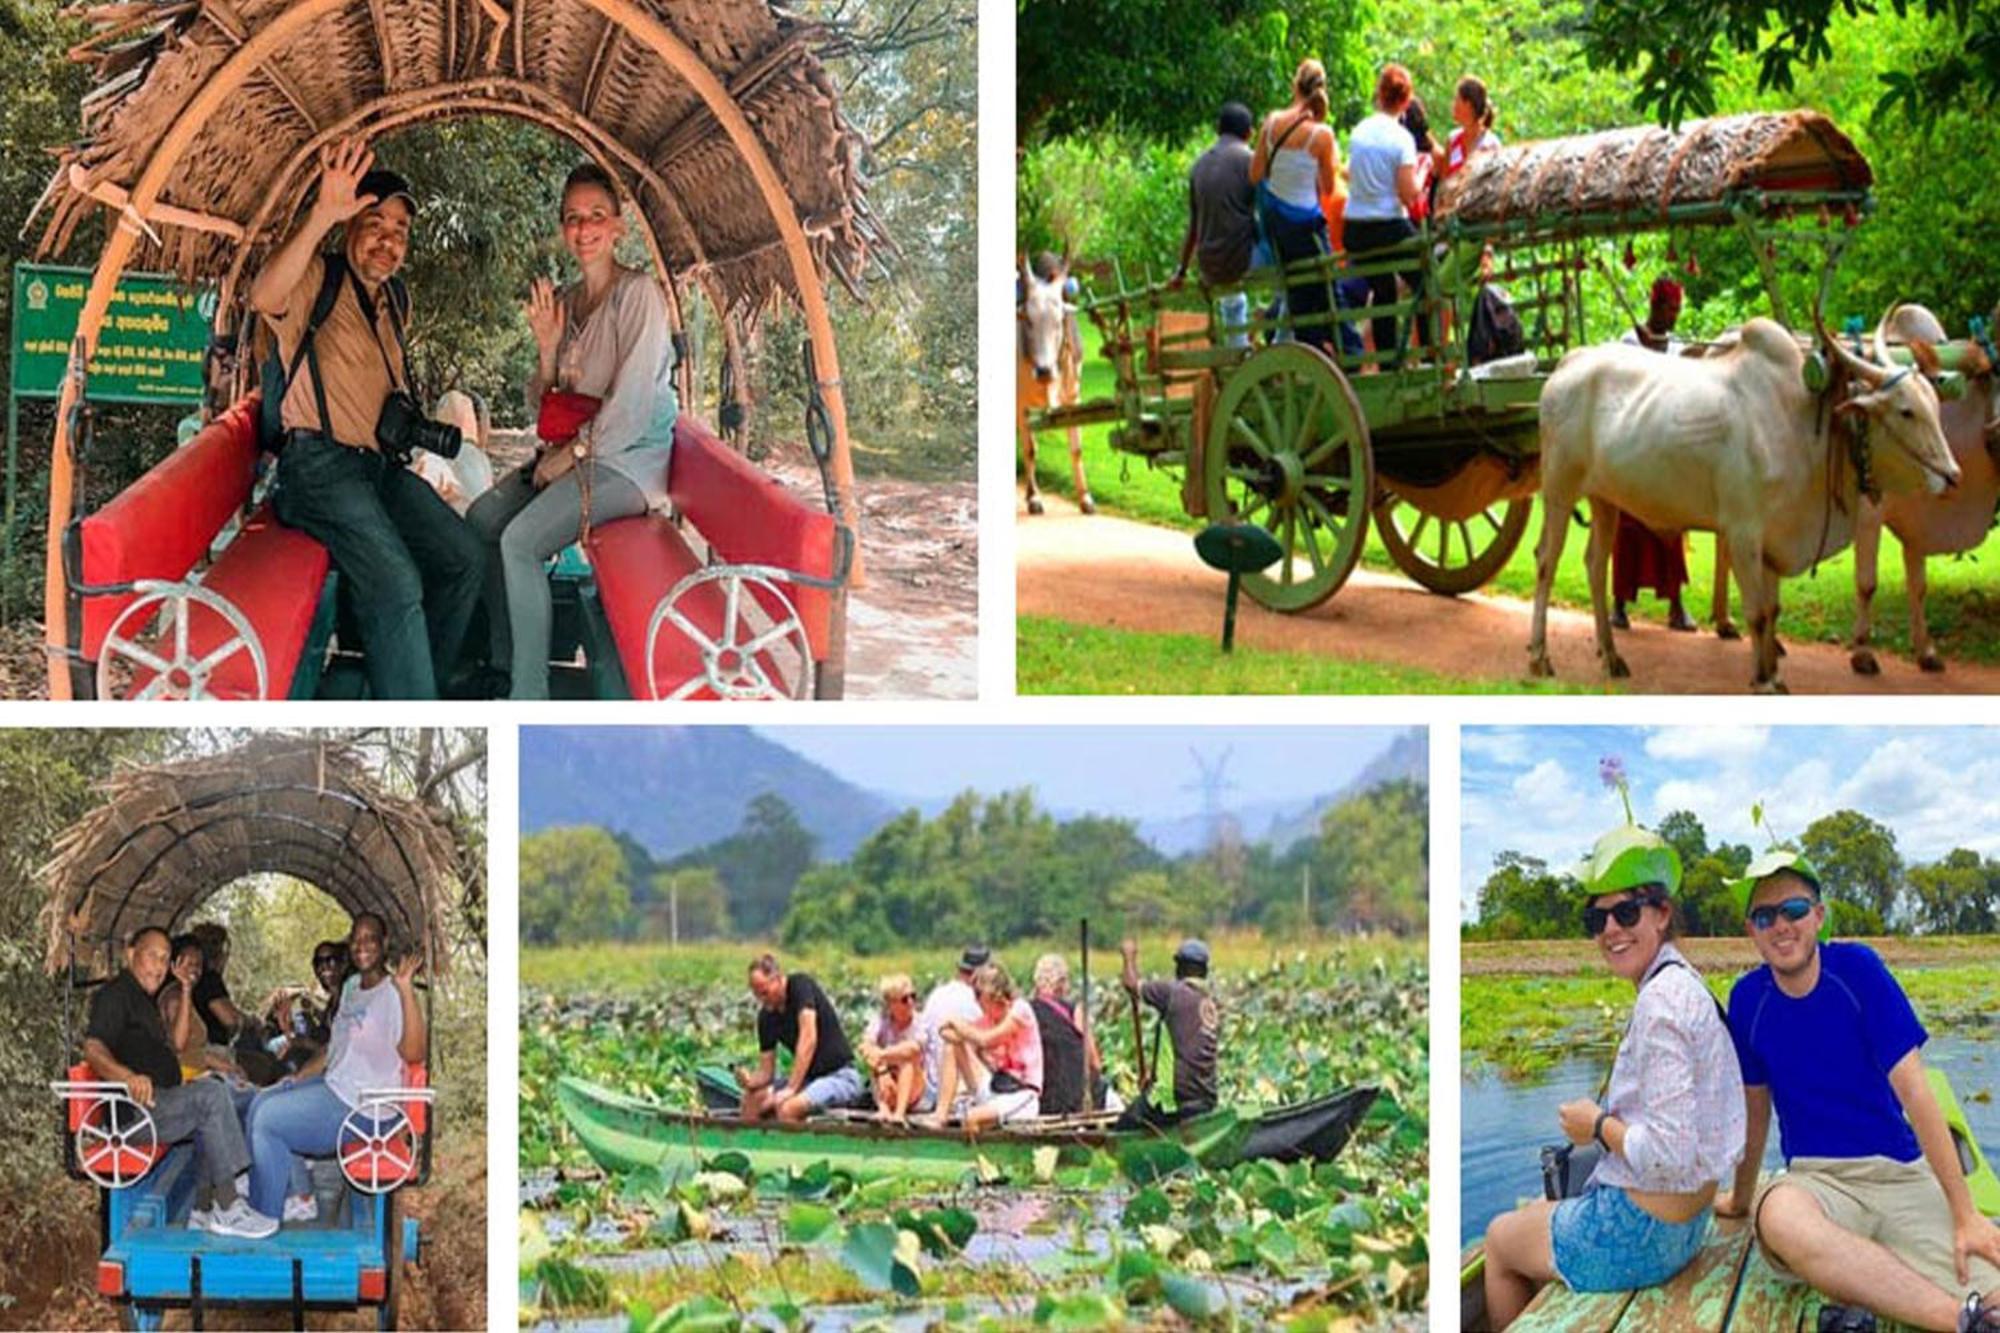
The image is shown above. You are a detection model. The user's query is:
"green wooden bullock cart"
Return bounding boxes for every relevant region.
[1031,111,1885,613]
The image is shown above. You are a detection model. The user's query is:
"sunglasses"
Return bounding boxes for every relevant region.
[313,955,343,969]
[1748,896,1816,931]
[1584,896,1660,937]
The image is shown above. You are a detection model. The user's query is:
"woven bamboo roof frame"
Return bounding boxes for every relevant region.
[1435,111,1872,238]
[35,0,882,697]
[40,735,465,982]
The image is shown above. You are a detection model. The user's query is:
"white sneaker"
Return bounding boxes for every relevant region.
[205,1199,279,1239]
[283,1194,318,1223]
[186,1206,212,1232]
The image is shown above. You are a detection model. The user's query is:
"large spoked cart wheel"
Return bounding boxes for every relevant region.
[1373,492,1533,596]
[94,581,271,702]
[52,1080,159,1189]
[1203,343,1374,612]
[338,1085,436,1194]
[645,564,817,701]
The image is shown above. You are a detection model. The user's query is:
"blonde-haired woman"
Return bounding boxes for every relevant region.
[858,973,937,1123]
[1251,59,1345,355]
[922,961,1043,1129]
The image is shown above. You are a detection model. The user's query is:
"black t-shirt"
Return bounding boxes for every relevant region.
[191,968,233,1045]
[1031,996,1087,1116]
[1189,136,1257,286]
[756,973,854,1084]
[84,971,182,1089]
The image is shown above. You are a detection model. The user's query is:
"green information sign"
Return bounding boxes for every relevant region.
[10,263,215,404]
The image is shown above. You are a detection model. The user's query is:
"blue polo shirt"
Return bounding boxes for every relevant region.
[1727,941,1925,1163]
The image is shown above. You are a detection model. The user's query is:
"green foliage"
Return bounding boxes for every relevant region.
[1907,848,2000,934]
[522,825,635,946]
[1578,0,2000,131]
[674,793,817,938]
[1315,778,1427,935]
[1018,0,1376,143]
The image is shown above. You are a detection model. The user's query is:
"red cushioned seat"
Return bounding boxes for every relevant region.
[584,417,839,699]
[78,398,261,661]
[122,506,330,700]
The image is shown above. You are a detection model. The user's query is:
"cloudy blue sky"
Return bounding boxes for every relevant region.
[760,726,1414,820]
[1460,726,2000,919]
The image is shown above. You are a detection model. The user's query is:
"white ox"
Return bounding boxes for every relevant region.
[1528,313,1960,691]
[1017,256,1093,515]
[1848,303,2000,674]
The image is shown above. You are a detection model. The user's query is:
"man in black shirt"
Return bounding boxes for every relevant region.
[82,926,276,1238]
[1170,102,1258,347]
[738,954,864,1122]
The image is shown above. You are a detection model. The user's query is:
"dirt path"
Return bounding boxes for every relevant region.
[1017,499,2000,694]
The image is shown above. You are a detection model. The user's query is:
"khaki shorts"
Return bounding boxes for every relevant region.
[1755,1155,2000,1296]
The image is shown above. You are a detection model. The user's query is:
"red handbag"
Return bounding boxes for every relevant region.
[537,388,602,445]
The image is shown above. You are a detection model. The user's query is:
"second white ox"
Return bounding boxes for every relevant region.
[1528,313,1960,691]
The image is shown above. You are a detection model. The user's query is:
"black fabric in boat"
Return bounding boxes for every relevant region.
[1238,1085,1380,1164]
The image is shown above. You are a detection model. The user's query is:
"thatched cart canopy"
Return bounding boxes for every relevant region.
[29,0,882,313]
[1435,111,1872,241]
[40,736,463,981]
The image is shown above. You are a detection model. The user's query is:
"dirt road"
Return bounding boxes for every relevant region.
[1016,499,2000,694]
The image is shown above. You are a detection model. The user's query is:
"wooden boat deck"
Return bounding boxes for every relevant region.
[1468,1215,1918,1332]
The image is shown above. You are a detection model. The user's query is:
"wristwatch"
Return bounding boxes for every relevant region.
[571,440,586,460]
[1592,1109,1612,1150]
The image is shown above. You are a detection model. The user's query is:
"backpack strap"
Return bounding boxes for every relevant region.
[281,253,348,439]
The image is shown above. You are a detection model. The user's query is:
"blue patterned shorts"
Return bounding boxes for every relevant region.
[1549,1185,1711,1293]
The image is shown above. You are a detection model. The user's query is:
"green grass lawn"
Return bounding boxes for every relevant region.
[1025,319,2000,665]
[1018,614,1587,694]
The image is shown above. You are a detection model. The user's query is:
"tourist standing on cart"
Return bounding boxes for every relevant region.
[1170,102,1259,348]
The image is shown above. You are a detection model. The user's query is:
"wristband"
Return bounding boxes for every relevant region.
[1592,1109,1611,1151]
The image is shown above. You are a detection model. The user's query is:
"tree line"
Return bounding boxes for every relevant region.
[520,778,1429,951]
[1466,808,2000,939]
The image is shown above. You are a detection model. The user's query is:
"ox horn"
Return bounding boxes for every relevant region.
[1872,304,1901,370]
[1819,306,1887,388]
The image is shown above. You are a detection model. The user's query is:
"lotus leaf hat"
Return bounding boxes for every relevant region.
[1573,824,1681,898]
[1728,849,1833,941]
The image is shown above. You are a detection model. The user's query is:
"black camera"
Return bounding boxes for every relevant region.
[1817,1305,1877,1333]
[376,389,462,465]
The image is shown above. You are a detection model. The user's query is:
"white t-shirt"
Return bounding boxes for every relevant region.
[325,973,407,1111]
[875,1010,943,1101]
[1346,112,1419,221]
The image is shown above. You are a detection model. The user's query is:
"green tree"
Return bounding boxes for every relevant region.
[1800,809,1904,924]
[1657,810,1709,870]
[1467,851,1570,940]
[692,793,818,937]
[1578,0,2000,130]
[648,866,731,942]
[1319,779,1428,935]
[520,826,633,945]
[1907,848,2000,935]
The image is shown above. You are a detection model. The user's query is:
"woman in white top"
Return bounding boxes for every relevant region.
[1344,64,1428,367]
[240,912,426,1228]
[1482,826,1745,1327]
[466,162,679,698]
[1249,60,1343,354]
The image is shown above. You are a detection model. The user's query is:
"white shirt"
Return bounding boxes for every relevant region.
[874,1009,942,1099]
[325,973,407,1111]
[1345,113,1418,221]
[1591,943,1747,1194]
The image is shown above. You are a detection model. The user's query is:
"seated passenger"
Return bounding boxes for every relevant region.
[242,912,425,1226]
[859,973,938,1123]
[738,954,865,1122]
[925,961,1044,1130]
[416,389,496,514]
[188,921,247,1050]
[1029,952,1113,1115]
[466,162,678,700]
[83,926,277,1237]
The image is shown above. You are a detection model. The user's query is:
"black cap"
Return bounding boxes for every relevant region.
[958,947,990,971]
[356,168,417,216]
[1174,939,1211,968]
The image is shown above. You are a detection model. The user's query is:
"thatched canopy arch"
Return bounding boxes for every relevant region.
[40,736,463,982]
[33,0,882,697]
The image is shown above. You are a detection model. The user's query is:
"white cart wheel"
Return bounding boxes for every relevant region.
[644,566,814,701]
[338,1102,417,1194]
[95,580,269,701]
[54,1083,156,1189]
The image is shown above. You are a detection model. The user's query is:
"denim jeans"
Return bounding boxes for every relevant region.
[243,1075,348,1218]
[464,463,647,699]
[271,431,485,698]
[1215,290,1250,349]
[151,1076,252,1206]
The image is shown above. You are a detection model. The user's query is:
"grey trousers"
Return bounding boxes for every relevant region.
[151,1077,251,1206]
[466,462,646,699]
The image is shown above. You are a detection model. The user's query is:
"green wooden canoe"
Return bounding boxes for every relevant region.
[555,1075,1377,1186]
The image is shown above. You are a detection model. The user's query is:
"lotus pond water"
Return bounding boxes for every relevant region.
[520,935,1429,1330]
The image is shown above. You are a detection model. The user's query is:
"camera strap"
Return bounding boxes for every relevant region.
[341,265,409,395]
[286,254,411,443]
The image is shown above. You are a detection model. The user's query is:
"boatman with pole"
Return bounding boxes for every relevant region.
[1120,936,1220,1125]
